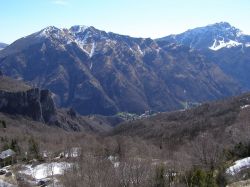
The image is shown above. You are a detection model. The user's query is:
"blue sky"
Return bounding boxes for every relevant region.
[1,0,249,43]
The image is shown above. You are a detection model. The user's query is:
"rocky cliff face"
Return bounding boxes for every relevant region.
[0,75,126,132]
[0,88,56,123]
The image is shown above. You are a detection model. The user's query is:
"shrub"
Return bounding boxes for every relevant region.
[153,165,166,187]
[186,168,218,187]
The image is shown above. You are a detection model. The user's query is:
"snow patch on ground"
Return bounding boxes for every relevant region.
[20,162,71,180]
[241,105,250,109]
[59,147,80,158]
[0,179,16,187]
[226,157,250,175]
[245,43,250,47]
[209,39,242,51]
[108,156,120,168]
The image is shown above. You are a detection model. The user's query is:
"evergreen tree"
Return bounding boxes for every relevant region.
[10,139,20,153]
[154,165,166,187]
[187,168,218,187]
[191,169,206,187]
[28,137,40,159]
[205,171,218,187]
[2,142,9,151]
[1,120,6,128]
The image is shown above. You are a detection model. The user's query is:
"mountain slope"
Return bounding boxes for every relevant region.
[203,47,250,91]
[113,91,250,149]
[157,22,250,91]
[0,25,241,115]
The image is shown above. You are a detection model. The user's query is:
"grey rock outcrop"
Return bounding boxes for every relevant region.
[0,88,56,123]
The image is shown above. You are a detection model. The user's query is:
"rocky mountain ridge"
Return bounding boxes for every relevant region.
[157,22,250,51]
[0,23,241,115]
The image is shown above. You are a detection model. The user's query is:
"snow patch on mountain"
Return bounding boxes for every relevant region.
[90,62,93,70]
[90,42,96,57]
[71,31,92,55]
[209,39,242,51]
[39,26,61,38]
[245,43,250,47]
[74,38,89,54]
[159,22,250,51]
[137,45,144,55]
[40,43,46,52]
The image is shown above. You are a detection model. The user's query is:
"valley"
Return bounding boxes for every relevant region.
[0,72,249,186]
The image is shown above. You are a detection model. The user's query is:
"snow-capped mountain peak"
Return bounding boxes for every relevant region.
[158,22,250,51]
[39,26,62,37]
[69,25,90,34]
[27,25,112,58]
[36,26,80,48]
[208,22,243,39]
[211,22,234,30]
